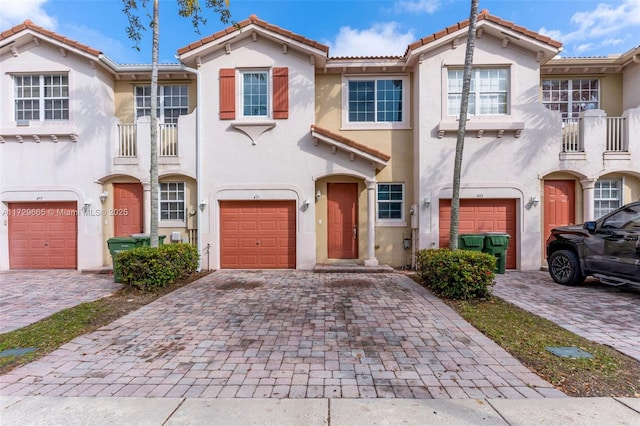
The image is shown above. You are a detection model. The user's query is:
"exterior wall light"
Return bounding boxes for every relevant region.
[316,190,321,201]
[530,195,540,206]
[99,191,108,204]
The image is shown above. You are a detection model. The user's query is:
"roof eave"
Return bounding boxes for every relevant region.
[178,23,328,67]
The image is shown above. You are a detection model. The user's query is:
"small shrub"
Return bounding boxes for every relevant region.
[116,243,199,290]
[416,248,496,300]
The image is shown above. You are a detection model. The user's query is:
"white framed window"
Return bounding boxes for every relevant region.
[342,75,410,129]
[160,182,185,221]
[447,68,509,116]
[14,74,69,121]
[594,178,622,219]
[135,85,189,124]
[241,70,269,118]
[542,79,599,119]
[377,183,404,222]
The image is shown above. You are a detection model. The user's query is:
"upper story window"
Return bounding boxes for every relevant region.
[219,67,289,121]
[377,183,404,222]
[160,182,185,221]
[135,85,189,124]
[594,178,622,219]
[241,71,269,117]
[15,74,69,121]
[447,68,509,116]
[541,79,599,118]
[342,76,409,129]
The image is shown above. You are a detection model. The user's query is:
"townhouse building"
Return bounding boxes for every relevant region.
[1,11,638,272]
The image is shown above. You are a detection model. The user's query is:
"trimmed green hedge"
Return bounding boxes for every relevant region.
[115,243,199,290]
[416,248,496,300]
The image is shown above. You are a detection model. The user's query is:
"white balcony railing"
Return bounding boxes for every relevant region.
[159,123,178,157]
[561,118,582,152]
[117,122,180,158]
[117,123,137,157]
[560,116,628,154]
[606,117,627,152]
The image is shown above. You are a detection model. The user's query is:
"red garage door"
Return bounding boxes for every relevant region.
[439,199,517,269]
[220,200,296,269]
[8,202,78,269]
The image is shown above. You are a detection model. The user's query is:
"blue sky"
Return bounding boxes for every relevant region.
[1,0,639,64]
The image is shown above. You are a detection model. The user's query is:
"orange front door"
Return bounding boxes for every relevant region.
[114,183,143,236]
[327,183,358,259]
[543,180,575,241]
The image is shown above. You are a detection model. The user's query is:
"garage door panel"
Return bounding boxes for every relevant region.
[8,202,77,269]
[220,200,296,269]
[439,199,516,269]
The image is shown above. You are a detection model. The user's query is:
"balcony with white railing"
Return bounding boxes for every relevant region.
[558,109,638,167]
[112,112,196,172]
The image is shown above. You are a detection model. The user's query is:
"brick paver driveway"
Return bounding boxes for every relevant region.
[0,271,121,333]
[494,271,640,362]
[0,271,563,399]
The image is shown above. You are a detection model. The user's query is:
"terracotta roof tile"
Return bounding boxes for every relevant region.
[0,20,102,56]
[178,14,329,56]
[404,9,561,57]
[310,125,391,162]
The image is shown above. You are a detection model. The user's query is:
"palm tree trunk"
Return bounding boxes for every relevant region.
[449,0,479,250]
[149,0,160,247]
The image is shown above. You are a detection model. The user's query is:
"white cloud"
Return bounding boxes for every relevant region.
[394,0,441,14]
[539,0,640,54]
[327,22,416,57]
[0,0,57,29]
[61,23,145,63]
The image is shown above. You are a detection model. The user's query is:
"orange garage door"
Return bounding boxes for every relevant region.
[220,200,296,269]
[8,202,78,269]
[439,199,517,269]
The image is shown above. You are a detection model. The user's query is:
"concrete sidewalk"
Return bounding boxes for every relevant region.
[2,396,639,425]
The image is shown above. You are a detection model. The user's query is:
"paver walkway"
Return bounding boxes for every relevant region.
[494,271,640,362]
[0,271,563,399]
[0,271,121,334]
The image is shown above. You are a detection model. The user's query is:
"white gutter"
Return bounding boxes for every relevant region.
[178,60,204,271]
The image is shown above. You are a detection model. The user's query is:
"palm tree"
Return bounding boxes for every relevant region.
[122,0,231,246]
[449,0,479,250]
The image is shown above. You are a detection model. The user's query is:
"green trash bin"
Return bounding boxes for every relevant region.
[107,237,138,283]
[483,232,511,274]
[458,234,485,252]
[130,234,166,246]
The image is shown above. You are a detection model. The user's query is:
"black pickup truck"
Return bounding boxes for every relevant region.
[546,201,640,288]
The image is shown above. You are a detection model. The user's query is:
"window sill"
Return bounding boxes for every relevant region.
[231,120,276,145]
[159,221,186,228]
[342,122,411,131]
[0,126,79,143]
[437,120,524,138]
[375,221,408,228]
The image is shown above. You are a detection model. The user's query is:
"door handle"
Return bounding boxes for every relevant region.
[353,225,357,240]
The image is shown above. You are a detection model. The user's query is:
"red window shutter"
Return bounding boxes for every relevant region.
[272,67,289,119]
[219,68,235,120]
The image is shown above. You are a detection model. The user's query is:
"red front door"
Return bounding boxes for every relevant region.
[544,180,576,241]
[114,183,143,236]
[327,183,358,259]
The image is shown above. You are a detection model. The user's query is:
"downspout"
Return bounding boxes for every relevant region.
[179,60,203,271]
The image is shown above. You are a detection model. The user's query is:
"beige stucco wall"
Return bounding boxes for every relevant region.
[114,79,197,123]
[314,74,414,267]
[623,61,640,110]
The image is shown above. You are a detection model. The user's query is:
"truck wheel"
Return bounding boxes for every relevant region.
[548,250,585,286]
